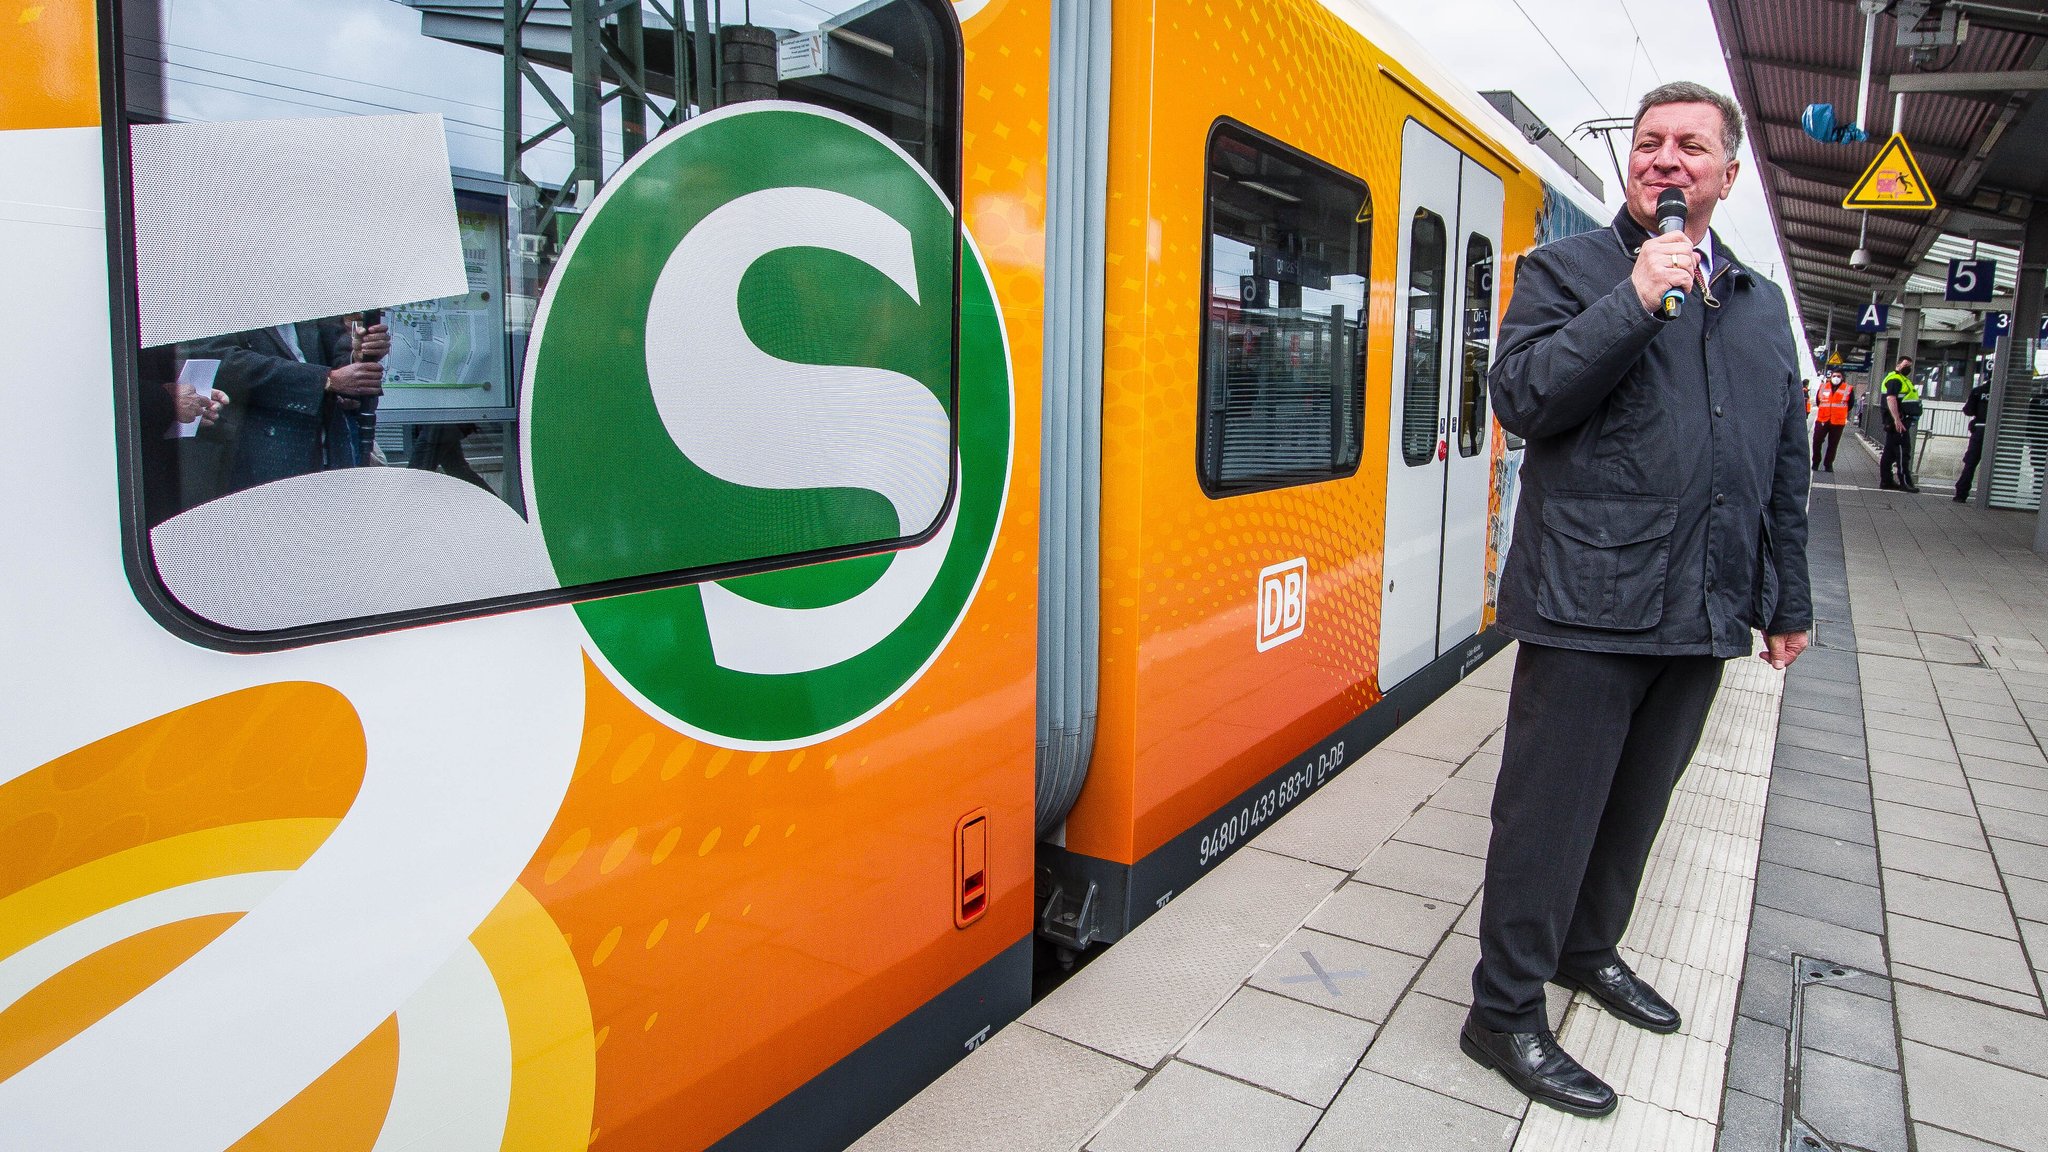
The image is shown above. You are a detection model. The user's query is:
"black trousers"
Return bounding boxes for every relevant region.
[1956,425,1985,500]
[1880,418,1918,486]
[1471,643,1725,1032]
[1811,421,1845,469]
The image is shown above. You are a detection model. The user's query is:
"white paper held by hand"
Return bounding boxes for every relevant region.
[169,358,222,439]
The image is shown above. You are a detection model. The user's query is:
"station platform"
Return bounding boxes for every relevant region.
[853,436,2048,1152]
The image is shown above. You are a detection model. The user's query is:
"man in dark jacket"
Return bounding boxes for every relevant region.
[1462,81,1810,1118]
[1955,378,1989,502]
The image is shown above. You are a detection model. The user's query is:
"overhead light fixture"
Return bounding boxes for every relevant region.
[1241,181,1300,203]
[827,26,896,58]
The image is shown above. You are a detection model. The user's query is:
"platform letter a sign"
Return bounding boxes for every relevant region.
[1855,304,1888,333]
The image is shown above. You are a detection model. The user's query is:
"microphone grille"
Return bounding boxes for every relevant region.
[1657,188,1689,222]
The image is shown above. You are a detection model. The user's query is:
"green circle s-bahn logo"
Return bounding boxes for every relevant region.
[523,103,1013,749]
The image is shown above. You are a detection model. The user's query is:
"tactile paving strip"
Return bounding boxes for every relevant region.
[1512,654,1786,1152]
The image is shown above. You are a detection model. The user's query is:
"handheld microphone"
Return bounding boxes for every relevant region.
[1655,188,1689,321]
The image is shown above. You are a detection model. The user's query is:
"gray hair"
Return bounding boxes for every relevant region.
[1634,81,1745,159]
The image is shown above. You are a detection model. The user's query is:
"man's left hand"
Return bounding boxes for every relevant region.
[1761,632,1809,670]
[355,322,391,363]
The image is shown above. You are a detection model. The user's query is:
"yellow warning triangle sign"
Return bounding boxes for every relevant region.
[1842,134,1936,210]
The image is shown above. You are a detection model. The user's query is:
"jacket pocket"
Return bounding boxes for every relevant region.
[1535,492,1680,632]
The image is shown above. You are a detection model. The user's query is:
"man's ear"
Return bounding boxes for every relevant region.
[1719,158,1741,201]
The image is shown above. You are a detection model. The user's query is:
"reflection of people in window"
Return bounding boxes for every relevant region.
[137,344,231,526]
[408,423,491,491]
[191,317,385,494]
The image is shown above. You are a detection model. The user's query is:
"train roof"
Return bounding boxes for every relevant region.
[1315,0,1612,226]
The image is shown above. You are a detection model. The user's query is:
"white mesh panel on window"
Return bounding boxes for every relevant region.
[130,114,470,349]
[149,468,558,633]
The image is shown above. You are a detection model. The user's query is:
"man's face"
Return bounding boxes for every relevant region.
[1626,101,1740,235]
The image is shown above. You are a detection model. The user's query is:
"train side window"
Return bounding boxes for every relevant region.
[1199,121,1371,498]
[1400,209,1448,468]
[1456,234,1495,458]
[107,0,962,646]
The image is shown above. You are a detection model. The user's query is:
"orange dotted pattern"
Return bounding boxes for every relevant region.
[528,5,1049,1147]
[1071,0,1549,861]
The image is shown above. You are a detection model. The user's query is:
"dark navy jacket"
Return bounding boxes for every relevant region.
[191,320,376,494]
[1488,211,1811,658]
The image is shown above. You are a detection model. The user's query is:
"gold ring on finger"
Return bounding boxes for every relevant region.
[1670,253,1685,268]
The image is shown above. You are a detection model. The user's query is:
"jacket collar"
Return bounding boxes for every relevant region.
[1609,208,1755,290]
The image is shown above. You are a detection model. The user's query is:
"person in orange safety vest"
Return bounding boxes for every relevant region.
[1811,371,1853,472]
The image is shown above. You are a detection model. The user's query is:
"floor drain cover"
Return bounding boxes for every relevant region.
[1784,956,1895,1152]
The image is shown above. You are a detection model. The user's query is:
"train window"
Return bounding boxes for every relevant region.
[1400,208,1448,468]
[1456,234,1495,458]
[108,0,962,644]
[1199,122,1371,498]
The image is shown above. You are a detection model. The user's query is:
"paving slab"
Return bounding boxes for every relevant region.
[1246,927,1421,1023]
[1021,847,1345,1067]
[1900,1040,2048,1152]
[1177,987,1376,1108]
[1087,1060,1319,1152]
[1913,1124,2026,1152]
[1981,804,2048,844]
[1766,794,1877,845]
[1302,1070,1520,1152]
[1714,1088,1780,1152]
[1879,831,2007,889]
[1992,837,2048,882]
[2008,874,2048,923]
[1882,869,2023,938]
[1895,982,2048,1077]
[1722,1016,1787,1101]
[1884,914,2031,996]
[1305,881,1463,957]
[1746,905,1887,972]
[1800,982,1900,1070]
[1356,838,1486,903]
[1253,750,1448,872]
[1868,748,1970,786]
[1796,1048,1907,1152]
[1769,767,1872,812]
[1392,804,1494,859]
[848,1024,1143,1152]
[1758,823,1879,886]
[1754,861,1885,934]
[1360,991,1529,1117]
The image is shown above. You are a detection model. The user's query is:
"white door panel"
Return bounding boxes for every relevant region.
[1379,121,1459,690]
[1437,157,1505,651]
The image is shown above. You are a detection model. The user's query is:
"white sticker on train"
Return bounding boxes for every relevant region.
[1256,557,1308,651]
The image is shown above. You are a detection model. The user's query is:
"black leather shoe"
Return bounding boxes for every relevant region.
[1554,960,1681,1034]
[1459,1015,1617,1117]
[1879,480,1899,490]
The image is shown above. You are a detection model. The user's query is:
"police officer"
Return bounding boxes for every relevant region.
[1954,376,1989,502]
[1812,370,1852,472]
[1879,356,1921,491]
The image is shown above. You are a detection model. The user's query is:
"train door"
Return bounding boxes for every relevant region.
[1436,160,1505,649]
[1379,120,1459,688]
[1380,121,1504,689]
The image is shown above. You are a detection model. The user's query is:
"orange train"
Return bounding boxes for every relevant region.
[0,0,1600,1149]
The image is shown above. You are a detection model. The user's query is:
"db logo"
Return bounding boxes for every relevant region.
[1256,558,1308,652]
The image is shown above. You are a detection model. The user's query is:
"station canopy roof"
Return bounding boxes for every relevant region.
[1710,0,2048,349]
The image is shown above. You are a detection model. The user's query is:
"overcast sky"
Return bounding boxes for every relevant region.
[1381,0,1818,369]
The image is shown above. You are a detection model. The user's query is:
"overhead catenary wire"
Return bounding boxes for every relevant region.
[1504,0,1613,114]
